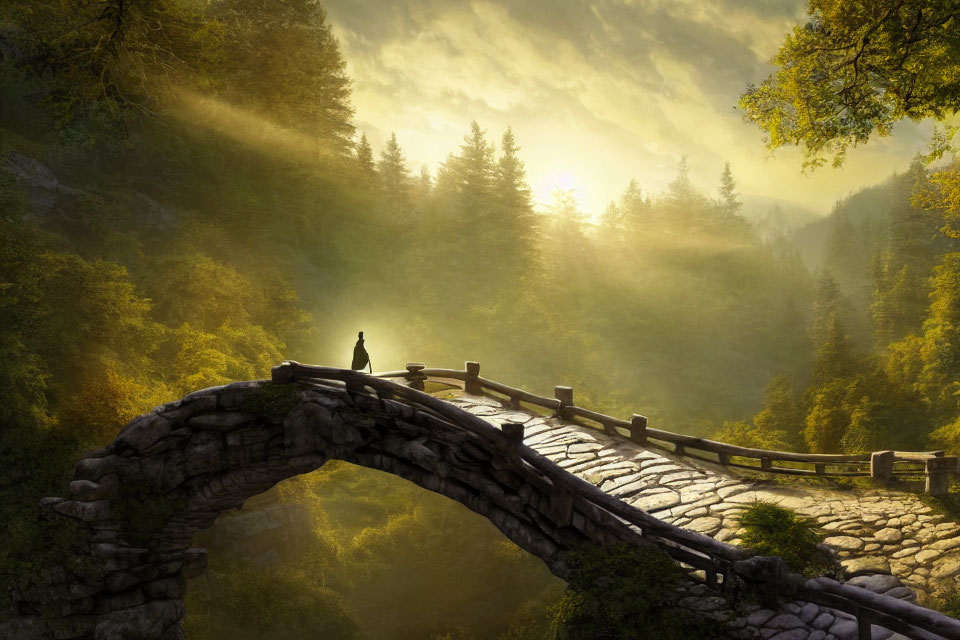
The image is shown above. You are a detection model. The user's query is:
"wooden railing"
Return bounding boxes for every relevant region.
[377,361,958,497]
[271,361,960,640]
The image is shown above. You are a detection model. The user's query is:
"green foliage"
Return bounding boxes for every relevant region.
[739,0,960,168]
[552,543,722,640]
[738,502,832,576]
[185,563,360,640]
[713,420,791,451]
[0,425,91,608]
[186,462,563,640]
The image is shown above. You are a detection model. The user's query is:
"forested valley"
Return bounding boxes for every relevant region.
[3,1,960,638]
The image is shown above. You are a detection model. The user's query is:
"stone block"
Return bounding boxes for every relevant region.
[53,500,111,522]
[187,412,256,431]
[116,414,172,454]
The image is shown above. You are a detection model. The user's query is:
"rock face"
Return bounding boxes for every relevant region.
[2,377,954,639]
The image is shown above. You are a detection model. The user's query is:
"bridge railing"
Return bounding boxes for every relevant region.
[272,361,960,640]
[383,361,956,497]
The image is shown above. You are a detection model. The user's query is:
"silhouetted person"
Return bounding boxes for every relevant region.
[351,331,372,373]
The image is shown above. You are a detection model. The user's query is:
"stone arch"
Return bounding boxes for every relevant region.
[9,375,646,640]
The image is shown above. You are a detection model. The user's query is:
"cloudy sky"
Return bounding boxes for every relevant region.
[323,0,933,219]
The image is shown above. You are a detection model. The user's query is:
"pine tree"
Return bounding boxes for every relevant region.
[667,155,696,202]
[620,179,649,227]
[804,380,851,454]
[918,252,960,421]
[809,270,844,347]
[355,133,375,178]
[811,314,859,386]
[495,127,538,279]
[717,162,742,216]
[752,375,805,448]
[378,132,410,208]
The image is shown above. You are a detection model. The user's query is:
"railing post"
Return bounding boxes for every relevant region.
[717,452,729,467]
[406,362,426,391]
[629,414,647,445]
[871,450,895,483]
[465,361,481,395]
[555,386,573,418]
[926,456,958,496]
[502,422,525,449]
[271,361,297,384]
[760,457,771,471]
[814,463,826,475]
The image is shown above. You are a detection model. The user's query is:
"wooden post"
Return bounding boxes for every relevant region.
[871,450,895,483]
[814,463,826,475]
[406,362,426,391]
[926,456,958,496]
[674,443,686,457]
[502,422,525,448]
[717,452,729,467]
[760,457,772,471]
[465,361,481,395]
[602,420,618,437]
[629,414,648,445]
[555,386,573,418]
[271,361,296,384]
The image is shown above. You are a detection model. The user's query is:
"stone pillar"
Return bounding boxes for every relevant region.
[406,362,426,391]
[630,415,647,445]
[870,450,895,483]
[464,361,481,395]
[926,456,958,496]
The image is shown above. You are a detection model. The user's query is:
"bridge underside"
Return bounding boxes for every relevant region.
[4,378,646,640]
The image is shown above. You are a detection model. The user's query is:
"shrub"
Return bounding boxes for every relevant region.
[551,543,724,640]
[738,501,832,576]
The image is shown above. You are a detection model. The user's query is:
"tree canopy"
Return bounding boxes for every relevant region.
[740,0,960,168]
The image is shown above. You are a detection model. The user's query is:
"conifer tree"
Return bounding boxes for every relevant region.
[355,133,375,178]
[717,162,742,216]
[378,132,411,208]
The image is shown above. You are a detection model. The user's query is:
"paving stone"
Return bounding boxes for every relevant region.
[824,536,863,551]
[873,528,902,543]
[931,555,960,579]
[629,491,680,512]
[930,537,960,552]
[915,549,939,564]
[686,516,722,534]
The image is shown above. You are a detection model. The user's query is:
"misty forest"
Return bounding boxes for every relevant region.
[3,0,960,639]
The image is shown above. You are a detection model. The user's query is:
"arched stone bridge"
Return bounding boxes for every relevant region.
[4,363,960,640]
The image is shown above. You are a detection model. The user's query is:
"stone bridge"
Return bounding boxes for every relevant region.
[4,362,960,640]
